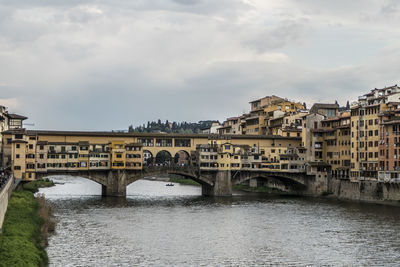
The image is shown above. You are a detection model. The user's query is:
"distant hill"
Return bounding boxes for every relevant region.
[128,120,218,134]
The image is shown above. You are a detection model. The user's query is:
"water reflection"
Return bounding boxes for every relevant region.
[41,176,400,266]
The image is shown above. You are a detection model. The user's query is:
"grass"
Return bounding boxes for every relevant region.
[169,176,200,186]
[0,181,56,267]
[23,179,55,193]
[233,184,283,193]
[0,191,48,267]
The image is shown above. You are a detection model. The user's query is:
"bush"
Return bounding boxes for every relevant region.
[169,176,200,186]
[23,179,54,193]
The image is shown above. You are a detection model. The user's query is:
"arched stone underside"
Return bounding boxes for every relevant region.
[231,170,308,190]
[35,168,314,197]
[36,171,109,186]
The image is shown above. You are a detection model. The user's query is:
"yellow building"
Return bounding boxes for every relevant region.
[125,143,142,170]
[320,112,351,178]
[246,95,305,136]
[196,136,302,172]
[2,129,303,181]
[110,141,126,169]
[350,85,400,181]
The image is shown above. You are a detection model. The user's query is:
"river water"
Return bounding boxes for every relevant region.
[39,176,400,266]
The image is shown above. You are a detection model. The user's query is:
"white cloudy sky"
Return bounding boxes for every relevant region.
[1,0,400,130]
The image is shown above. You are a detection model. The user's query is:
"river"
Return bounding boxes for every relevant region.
[39,176,400,266]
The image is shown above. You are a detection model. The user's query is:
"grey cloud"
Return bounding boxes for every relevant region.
[1,0,399,130]
[244,20,310,52]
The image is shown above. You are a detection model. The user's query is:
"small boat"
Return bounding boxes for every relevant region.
[166,183,174,187]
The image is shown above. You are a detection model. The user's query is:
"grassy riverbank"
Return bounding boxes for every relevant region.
[233,184,283,194]
[23,179,54,193]
[0,183,56,267]
[169,176,200,186]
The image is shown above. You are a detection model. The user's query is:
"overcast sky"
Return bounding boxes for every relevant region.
[1,0,400,130]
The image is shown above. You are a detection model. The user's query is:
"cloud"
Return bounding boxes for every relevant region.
[0,0,399,130]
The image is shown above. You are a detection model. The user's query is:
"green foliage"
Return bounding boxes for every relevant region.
[321,191,332,196]
[23,179,54,193]
[155,151,172,164]
[0,191,48,267]
[169,176,200,186]
[128,120,218,134]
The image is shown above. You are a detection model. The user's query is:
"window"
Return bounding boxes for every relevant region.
[175,139,191,147]
[16,154,20,159]
[16,144,20,149]
[14,166,21,170]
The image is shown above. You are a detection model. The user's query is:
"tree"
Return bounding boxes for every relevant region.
[155,151,171,164]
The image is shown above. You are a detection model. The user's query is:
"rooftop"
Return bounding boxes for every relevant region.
[2,129,301,140]
[311,103,339,110]
[6,113,27,120]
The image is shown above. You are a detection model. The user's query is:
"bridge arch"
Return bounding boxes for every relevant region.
[232,172,306,190]
[36,171,108,187]
[174,150,190,165]
[143,150,154,166]
[155,150,172,165]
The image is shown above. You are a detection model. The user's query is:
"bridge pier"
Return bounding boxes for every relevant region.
[201,170,232,196]
[101,170,127,197]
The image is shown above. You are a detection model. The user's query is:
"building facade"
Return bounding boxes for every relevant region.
[350,85,400,181]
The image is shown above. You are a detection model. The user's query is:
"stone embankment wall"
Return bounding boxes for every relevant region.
[0,177,14,231]
[328,178,400,203]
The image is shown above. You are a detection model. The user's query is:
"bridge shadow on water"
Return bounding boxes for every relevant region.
[49,191,309,212]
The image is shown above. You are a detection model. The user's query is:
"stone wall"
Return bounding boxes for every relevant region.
[0,177,14,231]
[327,177,400,203]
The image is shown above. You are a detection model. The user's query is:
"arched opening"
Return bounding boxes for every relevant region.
[155,150,172,165]
[36,174,105,196]
[233,174,305,193]
[173,150,190,166]
[143,150,154,166]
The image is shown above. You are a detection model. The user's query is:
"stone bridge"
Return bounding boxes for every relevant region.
[36,166,319,197]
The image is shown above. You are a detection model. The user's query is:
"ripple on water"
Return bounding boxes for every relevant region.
[40,177,400,266]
